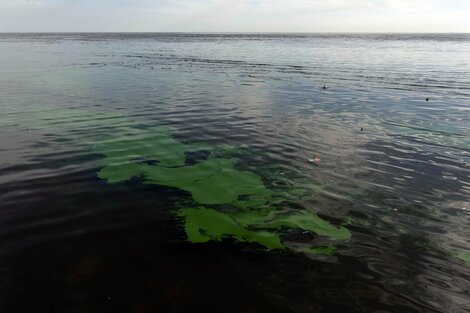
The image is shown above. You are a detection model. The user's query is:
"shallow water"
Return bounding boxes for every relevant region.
[0,33,469,313]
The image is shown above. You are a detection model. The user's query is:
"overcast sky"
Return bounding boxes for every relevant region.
[1,0,469,32]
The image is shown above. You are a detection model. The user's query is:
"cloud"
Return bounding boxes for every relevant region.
[385,0,470,11]
[0,0,41,4]
[0,0,469,32]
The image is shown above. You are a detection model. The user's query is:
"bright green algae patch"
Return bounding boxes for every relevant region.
[144,157,272,205]
[177,207,350,251]
[95,125,350,253]
[99,157,272,204]
[95,127,272,205]
[178,208,284,250]
[233,209,350,241]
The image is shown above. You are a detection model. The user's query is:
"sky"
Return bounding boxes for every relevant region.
[0,0,469,32]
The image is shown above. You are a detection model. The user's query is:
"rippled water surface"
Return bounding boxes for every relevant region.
[0,33,469,313]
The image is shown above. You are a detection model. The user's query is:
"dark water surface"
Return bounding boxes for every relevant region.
[0,33,469,313]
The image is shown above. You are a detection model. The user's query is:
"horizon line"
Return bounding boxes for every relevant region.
[1,31,469,34]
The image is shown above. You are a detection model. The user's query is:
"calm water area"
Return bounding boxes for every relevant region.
[0,33,469,313]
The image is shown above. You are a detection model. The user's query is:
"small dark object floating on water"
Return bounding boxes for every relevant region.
[426,97,430,101]
[321,85,329,90]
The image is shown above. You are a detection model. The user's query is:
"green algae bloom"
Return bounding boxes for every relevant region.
[294,245,338,255]
[178,208,284,250]
[176,206,350,251]
[456,252,470,264]
[2,106,351,254]
[95,124,351,254]
[95,126,273,204]
[143,157,272,205]
[235,210,351,241]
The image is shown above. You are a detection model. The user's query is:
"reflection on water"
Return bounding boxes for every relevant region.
[0,33,469,313]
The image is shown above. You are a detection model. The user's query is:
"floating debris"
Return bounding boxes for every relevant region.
[320,85,329,90]
[308,157,321,164]
[426,97,430,101]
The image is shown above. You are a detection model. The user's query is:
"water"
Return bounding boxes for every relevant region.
[0,33,469,313]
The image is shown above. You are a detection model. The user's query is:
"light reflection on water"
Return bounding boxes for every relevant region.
[0,33,469,313]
